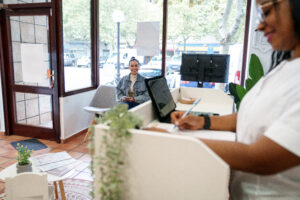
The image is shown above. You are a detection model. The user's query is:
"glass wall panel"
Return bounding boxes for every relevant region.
[99,0,167,86]
[167,0,247,90]
[63,0,92,92]
[15,92,53,128]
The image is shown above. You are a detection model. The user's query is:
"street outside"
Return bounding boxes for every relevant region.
[64,64,181,92]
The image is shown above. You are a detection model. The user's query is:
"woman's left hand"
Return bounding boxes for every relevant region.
[128,97,135,102]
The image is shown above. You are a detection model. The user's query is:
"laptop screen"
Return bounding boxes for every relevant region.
[145,76,176,120]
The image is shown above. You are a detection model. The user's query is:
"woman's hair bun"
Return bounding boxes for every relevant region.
[129,57,140,65]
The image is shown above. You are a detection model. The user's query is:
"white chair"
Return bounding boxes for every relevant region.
[5,172,54,200]
[83,85,117,142]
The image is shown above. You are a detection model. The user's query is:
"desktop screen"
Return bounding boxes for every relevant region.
[180,54,230,83]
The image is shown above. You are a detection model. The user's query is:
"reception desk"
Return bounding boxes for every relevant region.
[93,87,234,200]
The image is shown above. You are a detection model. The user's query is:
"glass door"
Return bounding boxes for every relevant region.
[1,3,60,142]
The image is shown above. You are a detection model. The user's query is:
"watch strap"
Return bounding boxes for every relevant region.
[199,114,210,129]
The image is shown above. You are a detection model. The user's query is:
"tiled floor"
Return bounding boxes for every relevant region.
[0,132,92,195]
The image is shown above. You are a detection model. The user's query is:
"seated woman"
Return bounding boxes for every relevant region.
[117,57,150,109]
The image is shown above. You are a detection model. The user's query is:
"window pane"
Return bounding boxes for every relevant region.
[10,15,51,87]
[63,0,92,92]
[99,0,166,86]
[167,0,246,90]
[15,92,53,128]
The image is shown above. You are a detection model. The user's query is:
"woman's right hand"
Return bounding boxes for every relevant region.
[171,111,204,130]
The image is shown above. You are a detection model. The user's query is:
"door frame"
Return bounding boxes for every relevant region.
[0,3,61,143]
[0,11,10,135]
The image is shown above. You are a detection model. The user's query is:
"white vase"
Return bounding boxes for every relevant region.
[16,162,32,173]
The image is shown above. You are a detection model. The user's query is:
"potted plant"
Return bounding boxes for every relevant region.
[16,143,33,173]
[88,103,142,199]
[229,54,265,110]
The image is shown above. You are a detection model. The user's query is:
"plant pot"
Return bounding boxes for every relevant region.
[16,162,32,173]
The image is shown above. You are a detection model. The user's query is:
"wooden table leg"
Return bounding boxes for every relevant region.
[54,181,58,199]
[58,180,66,200]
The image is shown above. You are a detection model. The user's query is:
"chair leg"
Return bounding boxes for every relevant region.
[83,116,97,143]
[58,180,66,200]
[54,181,58,199]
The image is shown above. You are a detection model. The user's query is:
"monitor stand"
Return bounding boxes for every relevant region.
[197,82,203,88]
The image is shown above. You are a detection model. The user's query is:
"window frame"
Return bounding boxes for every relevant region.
[57,0,250,97]
[57,0,99,97]
[241,0,252,86]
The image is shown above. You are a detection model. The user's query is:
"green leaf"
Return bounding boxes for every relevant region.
[228,82,240,104]
[245,78,255,91]
[236,101,240,110]
[249,54,264,83]
[236,84,247,100]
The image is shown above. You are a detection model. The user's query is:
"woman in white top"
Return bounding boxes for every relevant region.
[171,0,300,199]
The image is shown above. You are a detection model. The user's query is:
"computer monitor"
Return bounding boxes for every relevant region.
[145,76,176,122]
[180,53,230,83]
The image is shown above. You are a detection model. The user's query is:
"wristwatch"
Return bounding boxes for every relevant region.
[199,114,210,130]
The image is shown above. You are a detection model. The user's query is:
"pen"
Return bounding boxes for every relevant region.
[173,98,201,131]
[181,98,201,119]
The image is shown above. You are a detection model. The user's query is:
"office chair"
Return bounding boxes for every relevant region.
[83,85,117,142]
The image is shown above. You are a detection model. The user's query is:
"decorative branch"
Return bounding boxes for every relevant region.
[219,0,244,47]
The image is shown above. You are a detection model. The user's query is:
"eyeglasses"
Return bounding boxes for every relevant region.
[256,0,286,23]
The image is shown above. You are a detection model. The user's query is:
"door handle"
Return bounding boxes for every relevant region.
[47,69,55,88]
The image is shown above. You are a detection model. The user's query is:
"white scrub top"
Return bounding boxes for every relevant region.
[230,58,300,200]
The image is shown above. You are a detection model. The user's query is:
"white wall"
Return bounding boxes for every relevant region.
[245,0,273,76]
[60,90,95,139]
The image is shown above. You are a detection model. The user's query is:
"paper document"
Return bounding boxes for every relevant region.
[148,121,175,133]
[32,151,81,177]
[37,158,77,172]
[46,160,82,177]
[147,121,236,141]
[32,151,72,166]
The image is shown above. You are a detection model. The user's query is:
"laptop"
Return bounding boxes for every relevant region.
[145,76,176,123]
[145,76,219,123]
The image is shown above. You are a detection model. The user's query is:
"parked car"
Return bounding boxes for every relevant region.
[146,56,162,68]
[99,56,108,68]
[145,55,174,69]
[77,56,91,68]
[167,55,181,72]
[139,68,161,78]
[64,53,77,66]
[106,49,143,69]
[139,65,178,88]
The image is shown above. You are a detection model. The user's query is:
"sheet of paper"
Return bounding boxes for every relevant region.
[38,158,77,172]
[21,43,48,84]
[32,151,72,166]
[148,121,175,133]
[136,21,160,56]
[46,160,82,177]
[147,121,236,141]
